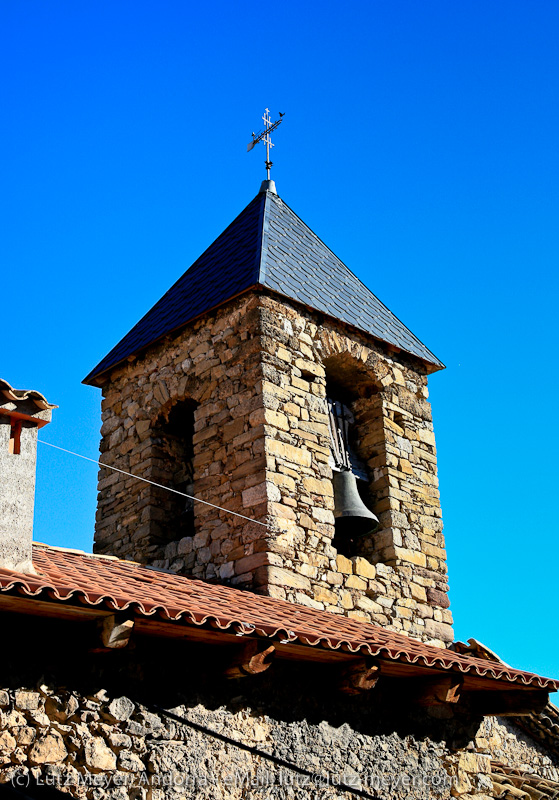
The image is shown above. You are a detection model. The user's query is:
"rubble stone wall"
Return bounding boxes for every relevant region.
[0,670,490,800]
[476,715,559,782]
[1,626,556,800]
[95,291,452,645]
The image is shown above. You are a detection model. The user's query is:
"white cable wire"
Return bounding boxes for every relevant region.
[38,440,268,528]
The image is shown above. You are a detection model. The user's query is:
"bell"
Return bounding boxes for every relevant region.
[332,470,379,540]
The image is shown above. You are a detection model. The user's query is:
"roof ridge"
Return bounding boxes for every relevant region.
[32,541,138,565]
[254,188,266,280]
[258,190,272,284]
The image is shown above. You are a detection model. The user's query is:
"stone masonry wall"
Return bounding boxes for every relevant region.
[95,293,269,578]
[1,618,556,800]
[95,291,452,646]
[0,685,460,800]
[250,294,452,645]
[476,715,559,782]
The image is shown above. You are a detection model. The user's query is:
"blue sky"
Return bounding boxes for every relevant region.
[2,1,557,687]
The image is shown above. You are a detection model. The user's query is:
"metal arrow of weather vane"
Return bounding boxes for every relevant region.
[247,108,285,180]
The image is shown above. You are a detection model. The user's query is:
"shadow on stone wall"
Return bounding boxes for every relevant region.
[1,617,481,753]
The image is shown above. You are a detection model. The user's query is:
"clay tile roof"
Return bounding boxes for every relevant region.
[0,378,57,410]
[491,762,559,799]
[455,638,559,757]
[0,544,556,692]
[84,188,443,384]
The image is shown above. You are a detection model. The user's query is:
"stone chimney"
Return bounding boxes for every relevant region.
[85,186,454,647]
[0,379,56,573]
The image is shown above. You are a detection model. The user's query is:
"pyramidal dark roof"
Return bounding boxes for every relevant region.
[84,186,443,384]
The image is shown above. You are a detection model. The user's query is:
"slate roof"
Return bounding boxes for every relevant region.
[0,544,557,692]
[84,187,443,384]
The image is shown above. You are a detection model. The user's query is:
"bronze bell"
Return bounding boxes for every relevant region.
[332,470,379,544]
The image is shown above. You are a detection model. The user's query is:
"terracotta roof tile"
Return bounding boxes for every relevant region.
[0,378,57,410]
[0,544,557,693]
[455,638,559,753]
[491,762,559,799]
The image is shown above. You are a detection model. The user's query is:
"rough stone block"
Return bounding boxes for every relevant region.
[346,574,367,590]
[314,586,339,605]
[108,696,135,722]
[386,547,427,568]
[302,476,333,496]
[267,439,311,467]
[14,691,40,711]
[353,557,376,579]
[424,619,454,643]
[257,565,312,591]
[357,596,383,614]
[336,554,353,574]
[242,482,269,508]
[410,583,427,602]
[234,552,278,574]
[28,732,68,766]
[294,592,323,610]
[457,752,491,774]
[426,587,451,609]
[84,737,117,771]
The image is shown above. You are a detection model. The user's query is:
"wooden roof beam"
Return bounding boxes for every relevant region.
[338,658,380,695]
[224,639,276,678]
[412,675,463,706]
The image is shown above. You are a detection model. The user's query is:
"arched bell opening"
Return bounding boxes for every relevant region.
[149,398,198,545]
[324,359,381,558]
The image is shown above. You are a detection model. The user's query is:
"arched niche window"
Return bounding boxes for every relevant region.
[151,399,197,542]
[325,366,381,558]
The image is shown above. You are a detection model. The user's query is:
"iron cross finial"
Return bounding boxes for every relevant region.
[247,109,285,180]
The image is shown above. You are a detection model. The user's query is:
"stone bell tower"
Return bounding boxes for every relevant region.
[84,180,453,647]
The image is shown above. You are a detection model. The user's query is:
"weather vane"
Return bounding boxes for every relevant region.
[247,108,285,180]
